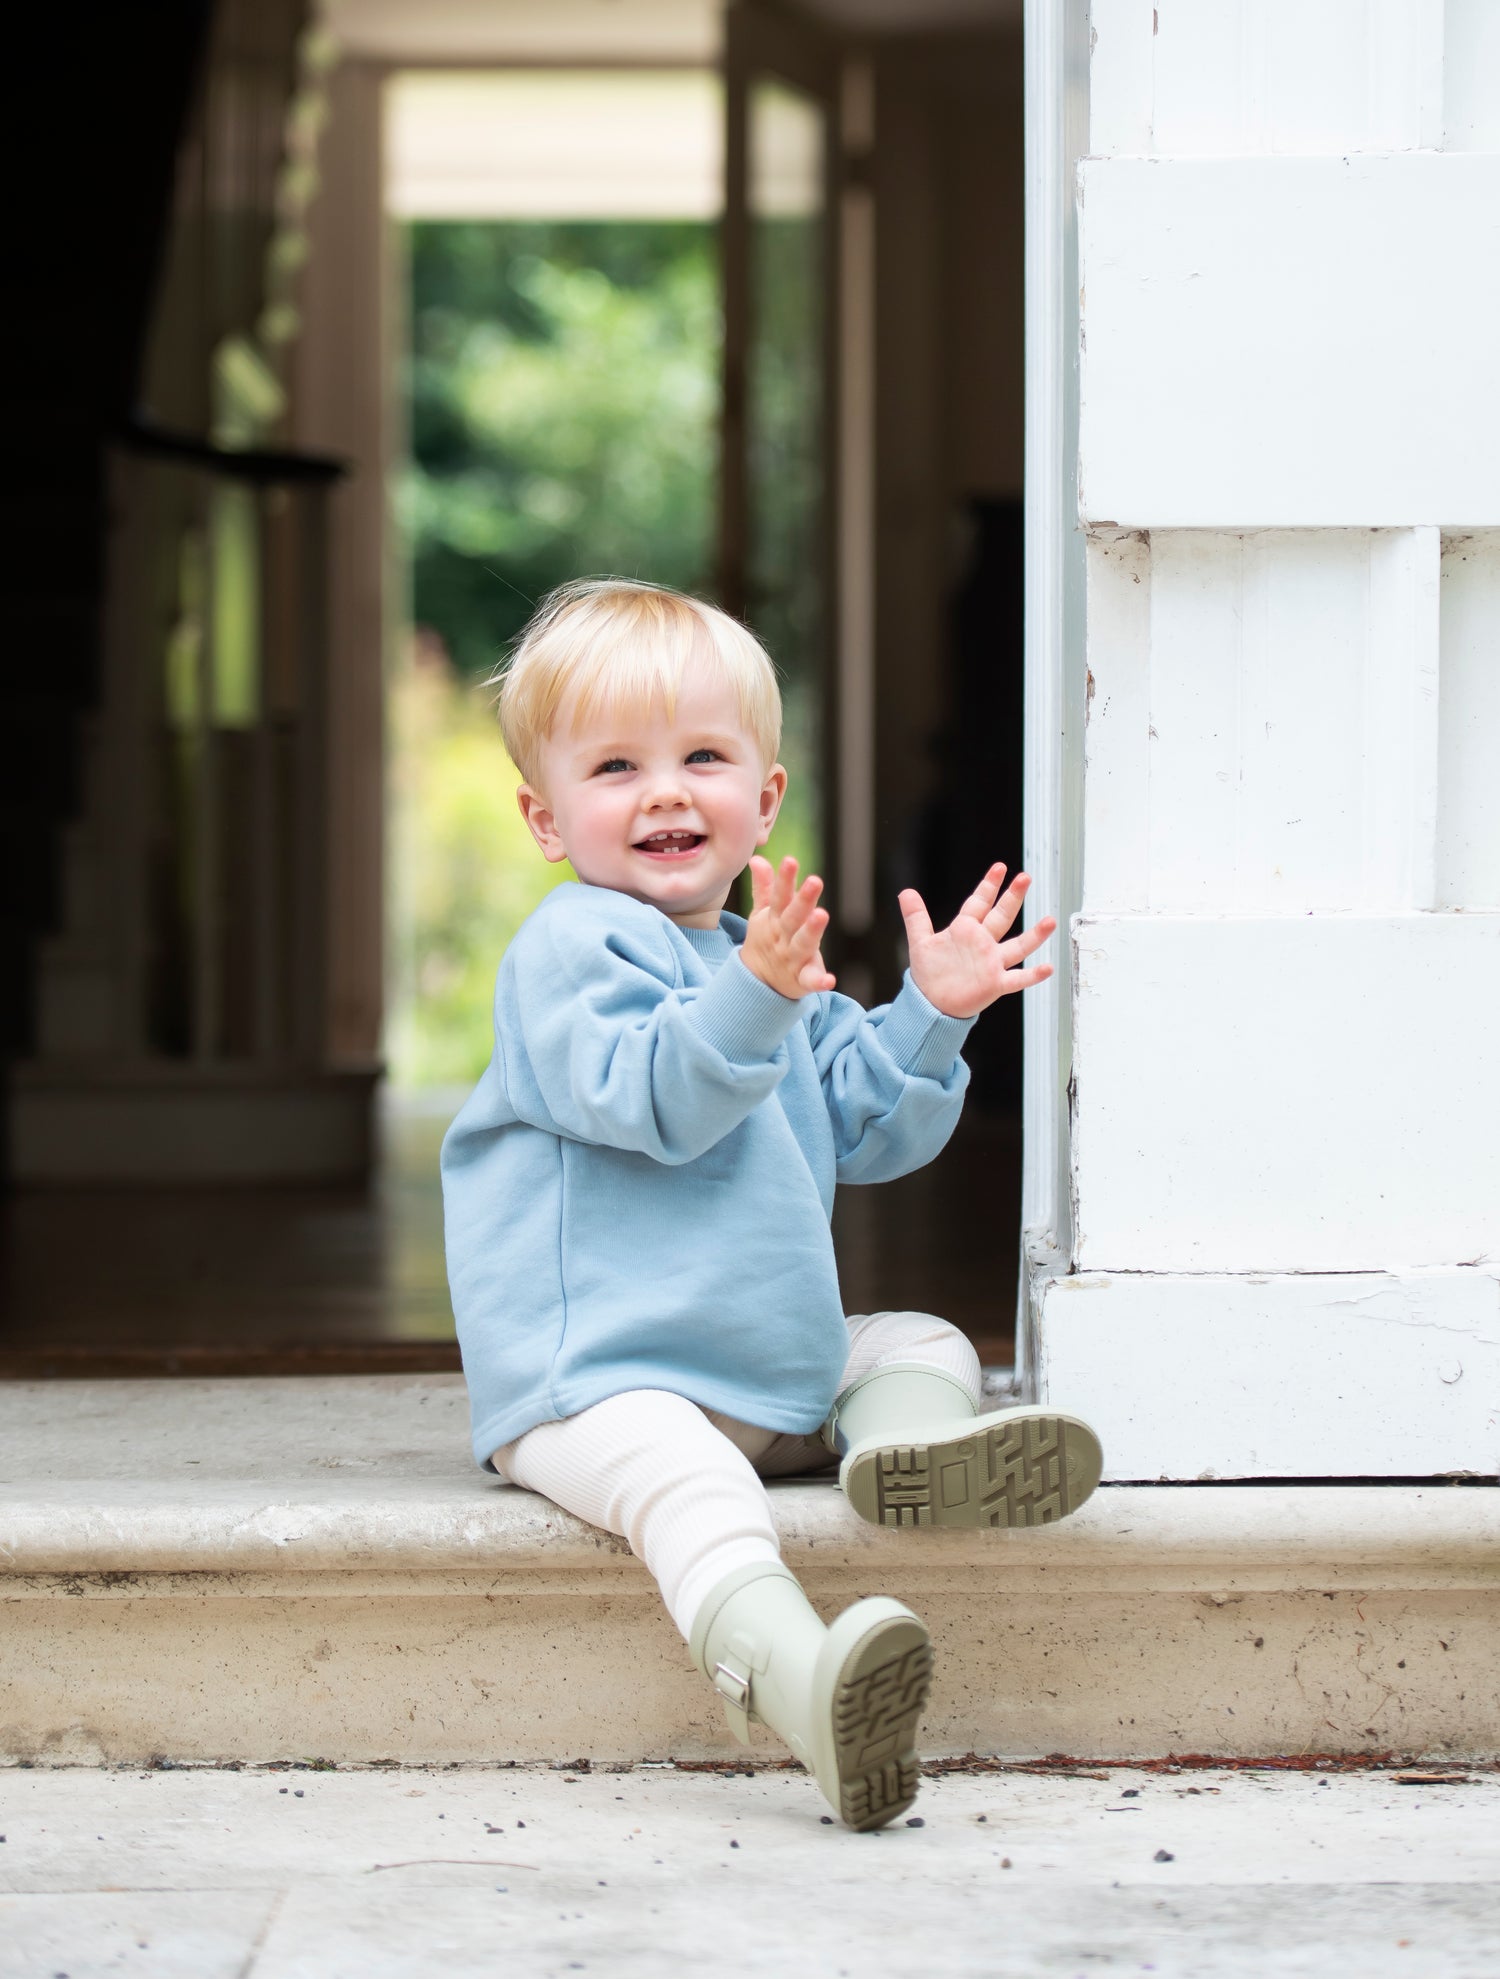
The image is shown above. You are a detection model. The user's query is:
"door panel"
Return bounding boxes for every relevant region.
[721,2,841,922]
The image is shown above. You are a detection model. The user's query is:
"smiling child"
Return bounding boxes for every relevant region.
[441,577,1103,1830]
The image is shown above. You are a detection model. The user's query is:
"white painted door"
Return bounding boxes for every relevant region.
[720,3,847,924]
[1027,0,1500,1479]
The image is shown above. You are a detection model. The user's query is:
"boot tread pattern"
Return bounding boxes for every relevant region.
[858,1416,1099,1529]
[833,1638,933,1832]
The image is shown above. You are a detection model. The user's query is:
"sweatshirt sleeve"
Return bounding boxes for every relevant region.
[497,893,806,1164]
[808,972,975,1184]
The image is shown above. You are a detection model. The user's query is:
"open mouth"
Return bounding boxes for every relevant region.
[633,830,706,859]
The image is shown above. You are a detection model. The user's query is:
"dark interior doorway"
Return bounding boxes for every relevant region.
[0,0,1027,1380]
[829,21,1027,1366]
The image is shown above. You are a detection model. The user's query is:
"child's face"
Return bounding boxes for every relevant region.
[517,669,787,928]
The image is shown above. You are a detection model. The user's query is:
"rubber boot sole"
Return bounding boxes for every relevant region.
[824,1612,934,1832]
[841,1410,1104,1530]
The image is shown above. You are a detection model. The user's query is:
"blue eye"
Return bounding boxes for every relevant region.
[595,758,631,775]
[686,749,721,764]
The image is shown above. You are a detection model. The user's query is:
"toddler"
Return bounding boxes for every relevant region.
[441,577,1103,1831]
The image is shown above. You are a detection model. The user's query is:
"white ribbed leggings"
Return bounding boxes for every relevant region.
[493,1310,981,1641]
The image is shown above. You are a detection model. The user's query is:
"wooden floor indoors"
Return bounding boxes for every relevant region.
[0,1094,1019,1378]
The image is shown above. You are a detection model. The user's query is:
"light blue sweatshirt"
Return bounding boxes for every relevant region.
[441,881,975,1468]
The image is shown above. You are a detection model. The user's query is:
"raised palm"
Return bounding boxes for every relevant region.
[899,864,1056,1020]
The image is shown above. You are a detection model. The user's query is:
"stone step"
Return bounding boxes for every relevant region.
[1,1376,1495,1768]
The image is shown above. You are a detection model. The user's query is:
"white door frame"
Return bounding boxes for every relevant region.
[1019,0,1090,1365]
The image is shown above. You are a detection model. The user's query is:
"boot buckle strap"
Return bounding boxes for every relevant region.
[712,1658,753,1745]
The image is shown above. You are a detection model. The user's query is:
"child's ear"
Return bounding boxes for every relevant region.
[756,763,788,844]
[517,784,569,863]
[755,763,791,843]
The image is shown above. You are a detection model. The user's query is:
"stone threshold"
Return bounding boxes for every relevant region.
[3,1375,1497,1766]
[1,1372,1492,1583]
[5,1472,1497,1590]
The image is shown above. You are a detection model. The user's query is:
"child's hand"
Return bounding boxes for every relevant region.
[899,864,1056,1020]
[740,855,837,1001]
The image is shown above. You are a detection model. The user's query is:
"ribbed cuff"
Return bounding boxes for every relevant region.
[875,972,976,1079]
[686,952,807,1064]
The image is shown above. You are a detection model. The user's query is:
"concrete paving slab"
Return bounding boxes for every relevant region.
[252,1880,1500,1979]
[0,1764,1496,1977]
[0,1890,274,1979]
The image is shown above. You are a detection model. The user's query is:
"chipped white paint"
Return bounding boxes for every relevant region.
[1084,0,1154,157]
[1070,913,1500,1274]
[1079,530,1151,916]
[1084,529,1441,914]
[1443,0,1500,148]
[1437,534,1500,910]
[1089,0,1445,157]
[1077,156,1500,527]
[1037,1266,1500,1480]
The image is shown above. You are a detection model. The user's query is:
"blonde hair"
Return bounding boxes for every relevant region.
[492,577,783,788]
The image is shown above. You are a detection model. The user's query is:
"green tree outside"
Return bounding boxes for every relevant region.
[389,220,816,1089]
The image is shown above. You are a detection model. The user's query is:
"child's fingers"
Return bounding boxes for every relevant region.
[779,873,824,934]
[797,956,837,993]
[791,906,834,993]
[897,887,934,945]
[958,862,1008,921]
[982,870,1032,938]
[748,855,774,912]
[999,916,1056,966]
[771,854,799,915]
[787,906,829,957]
[996,960,1054,996]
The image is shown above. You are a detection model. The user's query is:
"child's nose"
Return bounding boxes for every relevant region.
[643,774,690,809]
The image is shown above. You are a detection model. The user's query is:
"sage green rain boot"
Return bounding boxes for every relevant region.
[824,1362,1104,1531]
[689,1561,933,1832]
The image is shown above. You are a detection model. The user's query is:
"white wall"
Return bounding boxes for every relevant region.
[1033,0,1500,1479]
[1084,530,1441,916]
[1078,157,1500,528]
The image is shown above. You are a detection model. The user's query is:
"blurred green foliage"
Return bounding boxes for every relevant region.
[388,220,819,1090]
[386,653,574,1088]
[389,221,720,1088]
[402,221,720,678]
